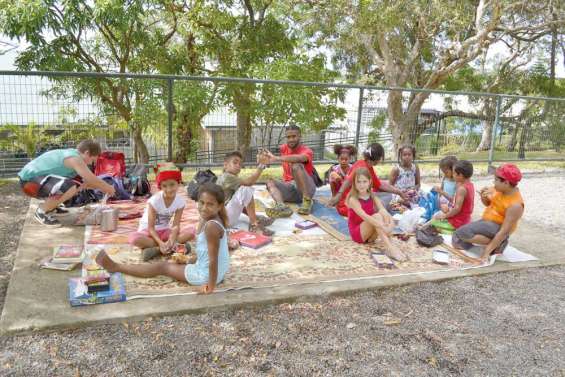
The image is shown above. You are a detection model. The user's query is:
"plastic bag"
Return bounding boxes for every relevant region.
[398,207,426,233]
[418,191,440,221]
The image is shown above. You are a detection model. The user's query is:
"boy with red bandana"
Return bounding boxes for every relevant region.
[453,164,524,261]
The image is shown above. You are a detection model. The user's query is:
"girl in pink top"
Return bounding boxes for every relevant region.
[328,144,356,196]
[347,168,407,261]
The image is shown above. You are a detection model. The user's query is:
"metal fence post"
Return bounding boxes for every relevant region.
[354,88,364,150]
[167,78,174,161]
[488,96,502,169]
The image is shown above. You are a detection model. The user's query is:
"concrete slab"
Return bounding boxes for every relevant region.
[2,199,565,335]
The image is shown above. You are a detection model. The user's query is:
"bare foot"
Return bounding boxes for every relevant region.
[385,248,407,262]
[95,250,118,272]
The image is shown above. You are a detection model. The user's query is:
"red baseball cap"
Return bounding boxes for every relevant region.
[156,169,182,188]
[495,164,522,185]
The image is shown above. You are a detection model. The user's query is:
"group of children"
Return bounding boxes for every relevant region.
[93,141,527,292]
[332,143,524,263]
[20,137,525,294]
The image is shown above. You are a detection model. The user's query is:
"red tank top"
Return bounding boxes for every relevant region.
[348,196,376,228]
[448,181,475,228]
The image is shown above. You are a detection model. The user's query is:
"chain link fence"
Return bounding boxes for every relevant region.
[1,71,564,176]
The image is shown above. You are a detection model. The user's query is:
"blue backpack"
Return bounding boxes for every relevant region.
[97,174,133,200]
[418,191,440,221]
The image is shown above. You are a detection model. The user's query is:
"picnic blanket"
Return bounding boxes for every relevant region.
[88,235,493,297]
[83,183,537,298]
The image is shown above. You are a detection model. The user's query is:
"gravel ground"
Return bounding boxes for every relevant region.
[1,175,565,377]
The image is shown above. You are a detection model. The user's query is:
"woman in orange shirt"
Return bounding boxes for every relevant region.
[452,164,524,261]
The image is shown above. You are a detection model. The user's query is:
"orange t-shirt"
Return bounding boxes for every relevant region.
[482,189,524,232]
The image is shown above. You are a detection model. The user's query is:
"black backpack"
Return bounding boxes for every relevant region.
[64,188,103,207]
[187,169,217,201]
[125,164,151,197]
[311,167,325,188]
[416,224,444,248]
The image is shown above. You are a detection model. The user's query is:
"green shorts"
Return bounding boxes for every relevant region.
[430,219,456,234]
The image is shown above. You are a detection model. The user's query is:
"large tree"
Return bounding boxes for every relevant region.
[295,0,565,150]
[0,0,176,162]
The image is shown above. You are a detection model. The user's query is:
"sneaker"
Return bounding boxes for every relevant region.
[265,204,293,219]
[249,223,275,237]
[53,205,69,214]
[297,197,313,215]
[257,215,275,227]
[34,208,61,227]
[141,247,161,262]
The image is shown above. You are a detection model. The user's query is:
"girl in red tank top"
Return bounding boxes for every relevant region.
[347,168,407,262]
[432,160,475,230]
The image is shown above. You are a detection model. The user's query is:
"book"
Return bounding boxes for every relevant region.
[39,257,80,271]
[52,245,84,263]
[370,252,395,269]
[68,273,126,307]
[83,268,111,283]
[295,220,318,230]
[229,230,272,249]
[432,249,450,265]
[87,280,110,293]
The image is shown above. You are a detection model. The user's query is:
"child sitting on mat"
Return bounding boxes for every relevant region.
[452,164,524,261]
[97,182,231,294]
[430,160,474,234]
[347,168,406,261]
[128,169,195,261]
[327,144,356,196]
[432,155,458,208]
[389,144,421,204]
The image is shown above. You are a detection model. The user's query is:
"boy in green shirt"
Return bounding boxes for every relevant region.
[18,140,116,226]
[216,151,274,235]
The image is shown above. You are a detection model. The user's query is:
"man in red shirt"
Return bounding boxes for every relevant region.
[263,125,317,217]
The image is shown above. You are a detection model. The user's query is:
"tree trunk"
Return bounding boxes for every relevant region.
[233,84,254,159]
[476,120,493,152]
[132,126,149,163]
[506,125,519,152]
[387,90,428,153]
[517,122,530,159]
[174,111,200,163]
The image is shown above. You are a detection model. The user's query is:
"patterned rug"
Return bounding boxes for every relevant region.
[86,187,200,244]
[84,184,492,297]
[89,235,489,297]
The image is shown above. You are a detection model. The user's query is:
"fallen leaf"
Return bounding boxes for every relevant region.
[384,318,401,326]
[426,356,438,368]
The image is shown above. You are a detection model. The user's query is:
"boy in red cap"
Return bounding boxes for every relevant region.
[128,168,195,261]
[452,163,524,261]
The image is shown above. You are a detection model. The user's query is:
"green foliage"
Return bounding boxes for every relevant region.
[0,123,47,158]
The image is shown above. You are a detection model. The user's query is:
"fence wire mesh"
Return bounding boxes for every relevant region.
[0,71,564,176]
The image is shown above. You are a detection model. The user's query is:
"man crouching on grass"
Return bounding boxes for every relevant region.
[452,164,524,262]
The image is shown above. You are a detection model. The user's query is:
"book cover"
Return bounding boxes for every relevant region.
[52,245,84,263]
[39,257,80,271]
[229,230,272,249]
[295,220,318,230]
[370,252,395,269]
[68,273,126,307]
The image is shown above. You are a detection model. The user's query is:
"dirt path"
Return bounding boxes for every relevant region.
[1,178,564,376]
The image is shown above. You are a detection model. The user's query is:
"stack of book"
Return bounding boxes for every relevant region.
[229,229,272,249]
[68,272,126,307]
[83,266,111,293]
[40,245,84,271]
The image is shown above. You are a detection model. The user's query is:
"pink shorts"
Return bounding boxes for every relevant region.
[128,226,195,245]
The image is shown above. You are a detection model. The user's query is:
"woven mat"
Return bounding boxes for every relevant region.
[90,235,489,297]
[86,187,199,244]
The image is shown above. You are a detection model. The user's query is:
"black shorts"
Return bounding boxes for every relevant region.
[20,175,78,199]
